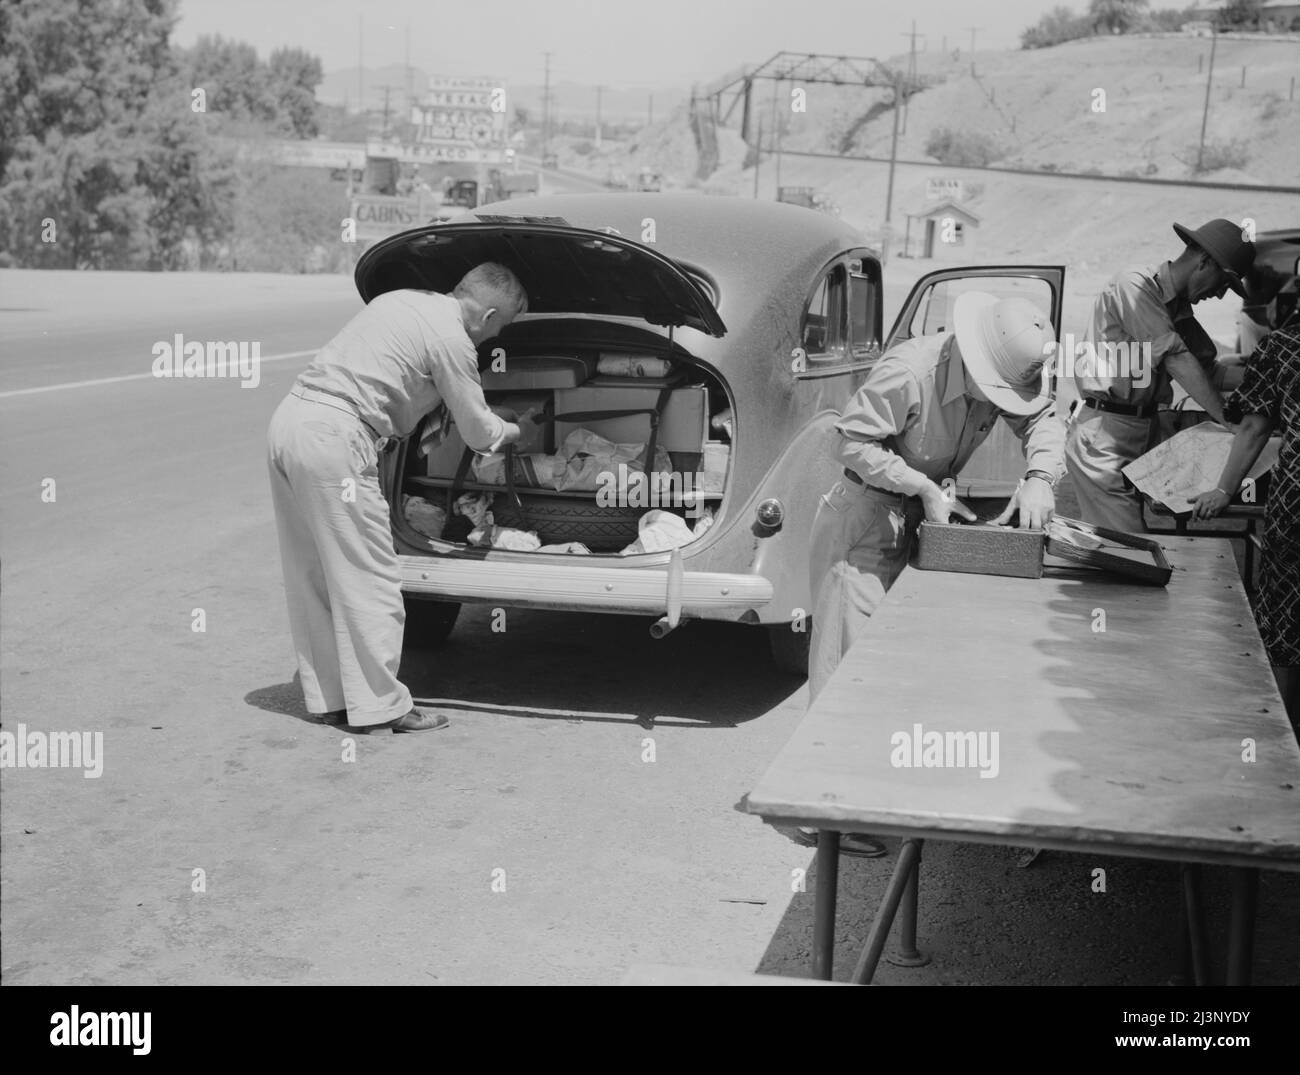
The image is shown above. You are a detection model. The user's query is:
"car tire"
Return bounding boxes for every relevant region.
[767,622,811,677]
[403,596,461,647]
[491,496,644,551]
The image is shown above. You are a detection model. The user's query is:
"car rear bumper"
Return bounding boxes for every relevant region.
[400,554,773,615]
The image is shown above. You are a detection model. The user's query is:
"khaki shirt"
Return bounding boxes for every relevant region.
[295,290,506,449]
[1077,262,1206,408]
[835,333,1066,497]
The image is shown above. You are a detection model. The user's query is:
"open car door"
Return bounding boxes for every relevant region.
[884,265,1066,498]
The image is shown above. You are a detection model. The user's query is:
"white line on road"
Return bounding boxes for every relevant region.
[0,349,318,400]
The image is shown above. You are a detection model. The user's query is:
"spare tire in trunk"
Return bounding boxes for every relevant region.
[491,495,644,552]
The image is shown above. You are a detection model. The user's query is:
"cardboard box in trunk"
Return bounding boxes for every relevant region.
[425,392,551,479]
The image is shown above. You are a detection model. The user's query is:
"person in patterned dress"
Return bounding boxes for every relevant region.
[1192,303,1300,728]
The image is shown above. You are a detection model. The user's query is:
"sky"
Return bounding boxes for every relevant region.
[171,0,1091,89]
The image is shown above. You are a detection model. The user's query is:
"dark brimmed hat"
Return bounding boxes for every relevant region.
[1172,218,1256,297]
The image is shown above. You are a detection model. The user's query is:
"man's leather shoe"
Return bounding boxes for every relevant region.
[319,710,348,726]
[346,708,450,733]
[386,709,450,733]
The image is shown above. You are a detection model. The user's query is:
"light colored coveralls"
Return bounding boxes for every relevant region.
[267,290,508,725]
[808,333,1066,701]
[1065,262,1209,532]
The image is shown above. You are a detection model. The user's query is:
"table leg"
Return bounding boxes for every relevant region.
[813,830,840,981]
[850,838,923,985]
[1226,868,1259,986]
[1244,523,1260,595]
[889,839,930,968]
[1181,863,1211,986]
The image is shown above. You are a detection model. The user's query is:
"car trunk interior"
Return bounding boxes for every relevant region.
[394,327,732,556]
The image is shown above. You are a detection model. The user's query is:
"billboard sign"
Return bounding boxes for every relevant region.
[350,193,437,241]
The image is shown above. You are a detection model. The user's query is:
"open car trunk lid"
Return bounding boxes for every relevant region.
[354,221,727,338]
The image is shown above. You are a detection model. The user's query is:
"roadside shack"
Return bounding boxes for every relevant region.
[903,198,982,261]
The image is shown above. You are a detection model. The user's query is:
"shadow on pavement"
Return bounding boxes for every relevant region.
[244,607,804,730]
[399,605,802,728]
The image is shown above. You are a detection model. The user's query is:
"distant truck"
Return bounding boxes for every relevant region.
[777,186,817,209]
[778,186,839,216]
[442,169,541,210]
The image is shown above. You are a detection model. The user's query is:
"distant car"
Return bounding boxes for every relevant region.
[604,168,630,190]
[636,168,662,192]
[541,152,559,170]
[1181,20,1214,36]
[355,195,1066,673]
[1238,227,1300,354]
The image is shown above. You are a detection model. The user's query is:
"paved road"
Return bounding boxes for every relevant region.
[2,268,1295,985]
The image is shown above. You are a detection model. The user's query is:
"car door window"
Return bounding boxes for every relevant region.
[909,275,1054,338]
[801,265,847,361]
[849,266,881,363]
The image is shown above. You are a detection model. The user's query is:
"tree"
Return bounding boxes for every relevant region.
[179,34,276,126]
[1021,6,1095,48]
[1217,0,1264,28]
[267,47,322,138]
[0,0,236,268]
[1144,6,1198,31]
[1089,0,1149,34]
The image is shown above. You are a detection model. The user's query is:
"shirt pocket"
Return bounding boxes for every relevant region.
[901,426,957,464]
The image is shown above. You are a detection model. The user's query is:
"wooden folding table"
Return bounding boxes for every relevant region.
[747,537,1300,983]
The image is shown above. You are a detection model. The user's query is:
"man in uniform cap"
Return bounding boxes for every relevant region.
[1065,218,1255,532]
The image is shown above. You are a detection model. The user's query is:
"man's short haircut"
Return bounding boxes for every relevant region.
[454,262,529,317]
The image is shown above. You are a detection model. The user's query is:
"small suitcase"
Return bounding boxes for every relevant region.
[915,516,1172,586]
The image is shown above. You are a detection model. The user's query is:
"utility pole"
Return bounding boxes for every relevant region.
[542,51,552,161]
[966,25,980,74]
[769,76,779,197]
[774,79,783,191]
[595,85,603,147]
[357,15,364,116]
[404,20,412,105]
[1196,28,1219,174]
[882,77,903,264]
[380,84,392,140]
[901,20,921,135]
[752,117,763,198]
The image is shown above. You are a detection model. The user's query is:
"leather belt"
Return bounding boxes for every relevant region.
[842,469,915,503]
[292,386,394,450]
[1082,397,1157,420]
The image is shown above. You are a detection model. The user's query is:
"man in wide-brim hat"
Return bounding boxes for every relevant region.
[801,293,1066,858]
[1065,217,1255,532]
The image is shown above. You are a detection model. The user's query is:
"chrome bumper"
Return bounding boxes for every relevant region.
[400,553,773,615]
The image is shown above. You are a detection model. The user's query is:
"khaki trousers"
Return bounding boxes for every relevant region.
[266,391,412,726]
[1063,408,1154,534]
[807,480,924,703]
